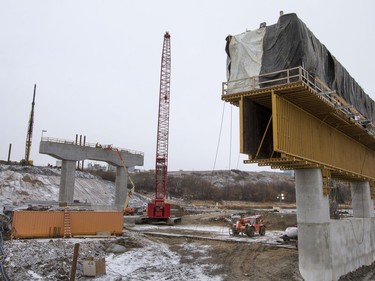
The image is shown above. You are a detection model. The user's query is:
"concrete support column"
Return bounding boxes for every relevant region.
[351,181,373,218]
[115,166,128,211]
[295,168,332,281]
[59,160,76,203]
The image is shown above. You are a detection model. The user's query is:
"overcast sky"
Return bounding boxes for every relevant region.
[1,1,374,172]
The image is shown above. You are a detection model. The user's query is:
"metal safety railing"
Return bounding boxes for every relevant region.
[40,137,144,156]
[222,66,330,95]
[222,66,375,137]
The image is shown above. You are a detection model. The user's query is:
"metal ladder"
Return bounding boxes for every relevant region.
[63,209,72,238]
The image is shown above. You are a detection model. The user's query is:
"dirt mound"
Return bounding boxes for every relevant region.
[163,236,302,281]
[210,243,302,281]
[261,211,297,230]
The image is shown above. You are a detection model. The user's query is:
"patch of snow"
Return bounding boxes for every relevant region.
[27,270,44,280]
[181,242,210,255]
[95,238,223,281]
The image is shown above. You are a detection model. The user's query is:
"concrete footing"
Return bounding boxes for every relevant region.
[295,168,375,281]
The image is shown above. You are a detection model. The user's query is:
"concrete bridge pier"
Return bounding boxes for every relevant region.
[296,169,375,281]
[59,160,76,203]
[115,166,128,211]
[295,168,332,281]
[39,139,144,210]
[351,181,374,218]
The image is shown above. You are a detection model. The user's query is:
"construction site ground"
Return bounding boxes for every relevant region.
[126,209,302,281]
[4,207,375,280]
[126,209,375,281]
[0,162,374,281]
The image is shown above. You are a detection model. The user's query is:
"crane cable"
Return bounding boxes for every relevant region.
[228,104,233,172]
[227,105,233,186]
[211,102,238,184]
[210,102,226,184]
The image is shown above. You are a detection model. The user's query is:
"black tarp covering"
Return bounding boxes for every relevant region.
[228,13,375,122]
[261,13,375,122]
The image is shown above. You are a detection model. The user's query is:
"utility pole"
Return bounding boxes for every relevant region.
[7,144,12,164]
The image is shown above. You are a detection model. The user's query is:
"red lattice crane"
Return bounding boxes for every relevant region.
[147,32,173,222]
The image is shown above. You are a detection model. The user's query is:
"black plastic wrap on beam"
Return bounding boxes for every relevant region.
[226,13,375,122]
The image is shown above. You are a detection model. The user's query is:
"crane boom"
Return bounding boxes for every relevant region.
[147,32,172,220]
[155,32,171,200]
[23,84,37,165]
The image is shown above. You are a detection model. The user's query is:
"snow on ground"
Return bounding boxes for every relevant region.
[0,164,146,212]
[0,167,60,209]
[95,237,223,281]
[4,231,225,281]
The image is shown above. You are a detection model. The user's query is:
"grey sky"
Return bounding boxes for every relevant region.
[1,1,374,172]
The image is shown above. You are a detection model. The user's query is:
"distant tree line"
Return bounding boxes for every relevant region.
[91,170,352,203]
[130,171,297,202]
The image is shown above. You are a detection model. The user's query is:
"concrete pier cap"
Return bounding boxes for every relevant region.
[39,138,144,210]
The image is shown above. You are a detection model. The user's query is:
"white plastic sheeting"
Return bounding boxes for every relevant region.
[226,28,265,82]
[226,28,266,94]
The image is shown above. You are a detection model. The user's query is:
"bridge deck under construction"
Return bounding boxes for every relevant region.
[222,67,375,184]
